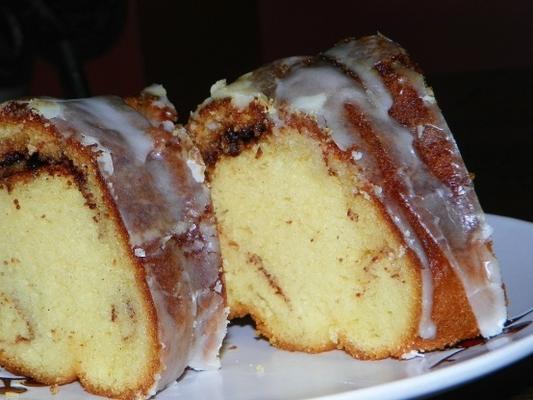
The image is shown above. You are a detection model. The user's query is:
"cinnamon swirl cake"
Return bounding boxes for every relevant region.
[188,35,506,359]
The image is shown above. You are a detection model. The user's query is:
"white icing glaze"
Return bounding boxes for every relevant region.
[142,84,175,110]
[162,120,175,132]
[28,98,63,120]
[134,247,146,257]
[210,75,267,108]
[143,83,168,98]
[16,89,226,397]
[352,151,363,160]
[186,159,206,183]
[214,280,223,293]
[400,350,424,360]
[145,272,191,390]
[78,134,114,175]
[276,65,368,151]
[212,35,506,339]
[289,93,328,114]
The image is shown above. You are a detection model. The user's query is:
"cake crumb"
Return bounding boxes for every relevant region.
[228,240,240,249]
[400,350,424,360]
[360,190,371,201]
[27,143,38,154]
[398,246,406,257]
[49,384,60,395]
[351,150,363,161]
[134,248,146,258]
[255,364,265,374]
[347,209,358,222]
[206,121,221,131]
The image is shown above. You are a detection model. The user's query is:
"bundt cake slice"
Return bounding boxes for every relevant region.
[0,86,227,399]
[187,35,506,359]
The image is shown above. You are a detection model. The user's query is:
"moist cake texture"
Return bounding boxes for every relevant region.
[188,35,506,358]
[0,86,227,399]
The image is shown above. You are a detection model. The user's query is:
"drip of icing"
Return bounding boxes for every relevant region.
[186,159,206,183]
[78,134,114,175]
[63,97,154,164]
[273,58,438,338]
[330,38,505,337]
[385,57,506,337]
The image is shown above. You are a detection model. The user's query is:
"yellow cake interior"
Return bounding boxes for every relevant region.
[0,166,158,397]
[210,125,421,358]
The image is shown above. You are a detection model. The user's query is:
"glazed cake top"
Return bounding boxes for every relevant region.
[208,34,506,339]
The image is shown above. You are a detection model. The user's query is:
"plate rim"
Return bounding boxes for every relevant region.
[309,332,533,400]
[305,213,533,400]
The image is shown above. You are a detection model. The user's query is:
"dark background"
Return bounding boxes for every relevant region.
[3,0,531,223]
[0,1,531,399]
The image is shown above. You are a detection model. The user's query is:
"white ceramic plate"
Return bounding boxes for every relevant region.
[2,214,532,399]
